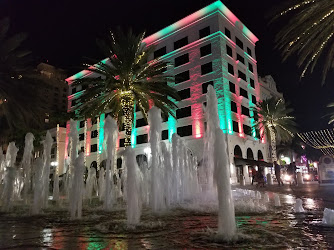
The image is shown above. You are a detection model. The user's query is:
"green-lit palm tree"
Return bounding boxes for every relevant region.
[71,29,180,147]
[274,0,334,83]
[253,98,297,161]
[0,17,43,138]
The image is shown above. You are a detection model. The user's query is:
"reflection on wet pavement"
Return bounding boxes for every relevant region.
[1,193,334,249]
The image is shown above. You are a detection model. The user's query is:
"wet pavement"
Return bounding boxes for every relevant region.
[1,188,334,249]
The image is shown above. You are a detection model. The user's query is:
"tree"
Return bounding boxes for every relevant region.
[253,98,297,161]
[0,17,44,140]
[274,0,334,83]
[71,29,180,147]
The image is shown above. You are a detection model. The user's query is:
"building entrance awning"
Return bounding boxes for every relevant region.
[234,157,273,167]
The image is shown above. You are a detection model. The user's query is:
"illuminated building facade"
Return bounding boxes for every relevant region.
[65,1,270,183]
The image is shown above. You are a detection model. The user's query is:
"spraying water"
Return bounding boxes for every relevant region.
[1,142,18,211]
[274,193,281,207]
[203,85,220,193]
[148,106,165,212]
[41,131,53,208]
[65,119,79,197]
[21,133,34,203]
[161,141,172,208]
[214,128,236,240]
[85,167,97,202]
[103,116,118,211]
[295,198,305,213]
[32,158,44,214]
[125,147,142,226]
[172,134,180,204]
[69,153,85,219]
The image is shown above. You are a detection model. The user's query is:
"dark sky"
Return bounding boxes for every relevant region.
[2,0,334,132]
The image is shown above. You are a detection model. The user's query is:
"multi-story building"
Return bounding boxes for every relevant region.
[65,1,271,183]
[36,63,68,124]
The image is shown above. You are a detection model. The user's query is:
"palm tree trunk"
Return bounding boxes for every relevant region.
[121,95,134,148]
[268,126,277,162]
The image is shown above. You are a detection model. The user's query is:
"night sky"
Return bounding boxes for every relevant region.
[2,0,334,132]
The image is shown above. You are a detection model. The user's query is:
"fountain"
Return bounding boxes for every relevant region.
[41,131,53,208]
[148,106,165,212]
[161,141,172,208]
[69,153,85,219]
[125,147,142,226]
[85,167,97,202]
[294,198,305,213]
[203,85,220,193]
[263,193,270,203]
[214,128,236,240]
[21,133,34,203]
[322,208,334,226]
[32,158,44,214]
[274,193,281,207]
[103,116,118,211]
[1,142,18,211]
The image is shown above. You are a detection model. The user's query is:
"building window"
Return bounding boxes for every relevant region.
[79,133,84,141]
[228,63,234,75]
[229,81,236,93]
[226,45,233,57]
[119,138,125,148]
[231,101,237,113]
[237,53,245,64]
[233,120,239,133]
[241,106,250,117]
[177,125,192,137]
[92,118,98,125]
[71,87,76,95]
[91,130,98,138]
[80,147,84,153]
[178,88,191,100]
[250,78,255,88]
[236,37,244,49]
[161,114,168,122]
[248,63,253,73]
[154,46,167,59]
[175,71,190,84]
[200,44,211,57]
[174,54,189,67]
[240,88,248,98]
[137,134,148,144]
[162,130,169,140]
[238,70,247,82]
[201,62,213,75]
[247,47,252,57]
[79,120,85,128]
[136,118,148,128]
[174,37,188,50]
[199,26,210,38]
[176,106,191,119]
[71,99,77,107]
[243,124,252,136]
[225,27,231,38]
[202,81,214,94]
[252,95,256,104]
[91,144,98,152]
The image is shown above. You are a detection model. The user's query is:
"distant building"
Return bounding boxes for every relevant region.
[64,1,271,184]
[258,75,283,100]
[36,63,68,124]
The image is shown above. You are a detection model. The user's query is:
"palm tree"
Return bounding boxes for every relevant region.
[0,17,43,139]
[253,98,297,161]
[71,29,180,147]
[274,0,334,83]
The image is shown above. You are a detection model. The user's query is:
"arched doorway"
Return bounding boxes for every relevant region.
[234,145,242,158]
[247,148,254,159]
[234,145,243,183]
[258,150,264,161]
